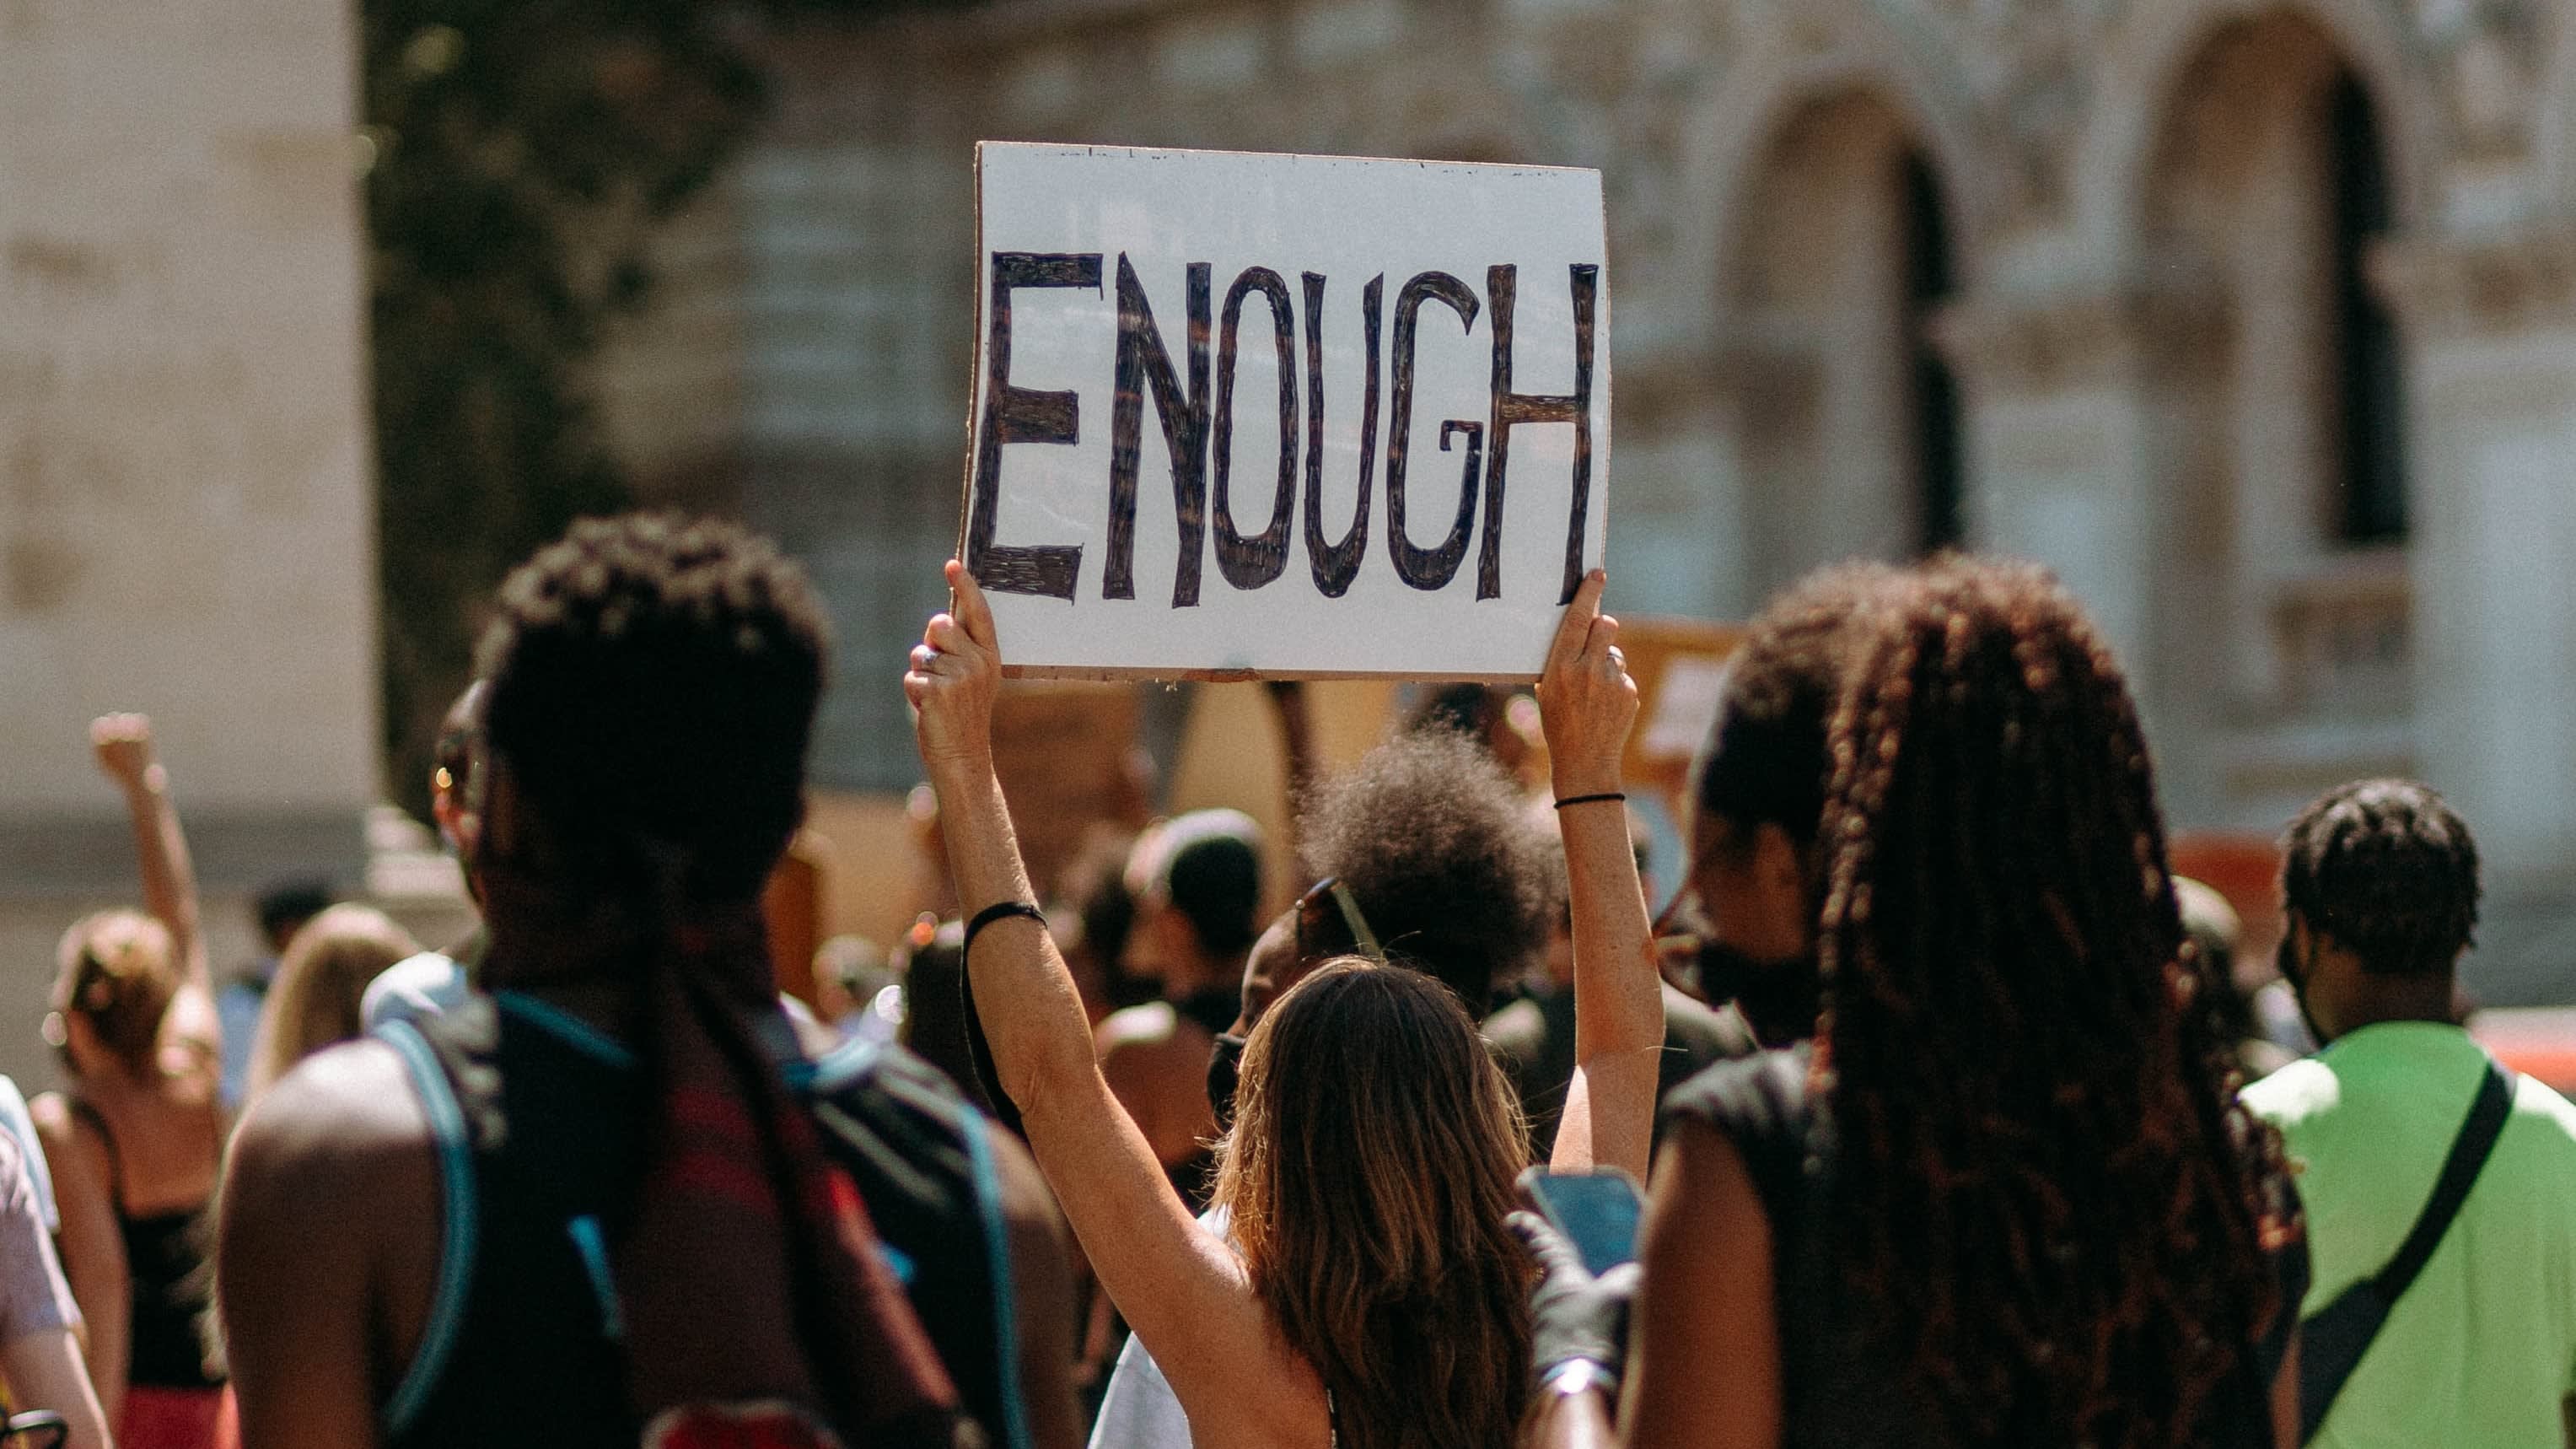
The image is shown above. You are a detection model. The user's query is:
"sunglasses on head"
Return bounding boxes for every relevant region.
[1293,876,1385,965]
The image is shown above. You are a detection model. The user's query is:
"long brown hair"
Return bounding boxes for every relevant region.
[1213,960,1531,1449]
[1816,558,2291,1447]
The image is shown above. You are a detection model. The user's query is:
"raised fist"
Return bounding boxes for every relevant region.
[89,714,159,789]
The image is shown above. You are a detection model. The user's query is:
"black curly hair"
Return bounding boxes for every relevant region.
[1816,557,2292,1449]
[1694,560,1901,854]
[1298,730,1552,1015]
[2281,778,2479,976]
[476,513,828,902]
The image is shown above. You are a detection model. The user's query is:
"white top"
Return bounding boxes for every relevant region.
[361,951,473,1032]
[1086,1204,1232,1449]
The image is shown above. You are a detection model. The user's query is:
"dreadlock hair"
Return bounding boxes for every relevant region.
[2280,778,2479,976]
[1815,557,2291,1449]
[1298,730,1553,1015]
[1694,560,1902,854]
[476,514,827,902]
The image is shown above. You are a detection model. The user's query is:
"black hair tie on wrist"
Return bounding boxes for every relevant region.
[964,900,1047,958]
[1552,792,1627,811]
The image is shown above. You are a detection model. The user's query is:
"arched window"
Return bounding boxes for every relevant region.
[2330,68,2405,543]
[2141,15,2413,824]
[1903,149,1965,552]
[1726,93,1965,603]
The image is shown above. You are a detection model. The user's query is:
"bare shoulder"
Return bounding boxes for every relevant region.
[1664,1115,1757,1198]
[223,1040,435,1230]
[1646,1115,1768,1259]
[223,1040,444,1447]
[27,1092,105,1179]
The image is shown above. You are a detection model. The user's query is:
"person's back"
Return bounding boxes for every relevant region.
[362,988,1063,1449]
[33,717,229,1445]
[1099,813,1262,1207]
[1519,560,2297,1449]
[2248,1027,2576,1446]
[2245,778,2576,1446]
[219,516,1081,1449]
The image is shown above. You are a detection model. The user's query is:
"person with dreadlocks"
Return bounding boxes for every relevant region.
[1519,557,2305,1449]
[218,515,1082,1449]
[911,562,1654,1449]
[2245,779,2576,1446]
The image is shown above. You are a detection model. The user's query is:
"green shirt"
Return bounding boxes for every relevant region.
[2245,1021,2576,1448]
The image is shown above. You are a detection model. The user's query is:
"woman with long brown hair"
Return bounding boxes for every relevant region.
[906,561,1652,1449]
[1529,557,2303,1449]
[33,716,230,1448]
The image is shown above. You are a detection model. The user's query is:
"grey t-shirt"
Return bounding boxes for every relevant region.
[0,1128,79,1343]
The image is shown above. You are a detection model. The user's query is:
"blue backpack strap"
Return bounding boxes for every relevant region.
[804,1038,1033,1449]
[373,1018,481,1439]
[954,1104,1032,1449]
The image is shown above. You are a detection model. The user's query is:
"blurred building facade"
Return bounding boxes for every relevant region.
[600,0,2576,1002]
[0,0,379,1084]
[0,0,378,882]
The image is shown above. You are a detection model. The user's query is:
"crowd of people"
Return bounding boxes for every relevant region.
[0,510,2567,1448]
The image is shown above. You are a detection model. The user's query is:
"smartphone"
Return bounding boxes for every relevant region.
[1519,1166,1645,1276]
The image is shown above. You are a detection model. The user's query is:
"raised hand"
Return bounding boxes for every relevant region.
[89,714,161,792]
[904,560,1003,774]
[1534,570,1638,799]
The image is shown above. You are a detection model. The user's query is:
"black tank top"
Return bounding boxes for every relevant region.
[67,1101,220,1391]
[378,993,1031,1449]
[1660,1049,2294,1449]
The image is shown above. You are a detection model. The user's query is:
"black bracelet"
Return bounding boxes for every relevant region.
[964,900,1047,958]
[1552,792,1627,811]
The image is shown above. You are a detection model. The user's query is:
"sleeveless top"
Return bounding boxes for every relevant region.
[1660,1048,2292,1449]
[377,993,1030,1449]
[67,1101,220,1391]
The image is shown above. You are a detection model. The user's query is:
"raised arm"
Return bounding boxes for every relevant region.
[1534,573,1659,1181]
[91,715,206,989]
[905,562,1326,1449]
[91,716,218,1075]
[1265,681,1319,851]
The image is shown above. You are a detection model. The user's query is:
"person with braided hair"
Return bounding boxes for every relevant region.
[1519,556,2304,1449]
[219,515,1083,1449]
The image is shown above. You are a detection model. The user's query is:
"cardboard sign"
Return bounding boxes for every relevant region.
[1614,617,1745,812]
[964,143,1611,681]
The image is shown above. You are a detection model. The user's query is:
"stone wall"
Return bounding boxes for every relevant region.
[0,0,379,895]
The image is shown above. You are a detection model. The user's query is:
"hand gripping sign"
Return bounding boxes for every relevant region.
[962,143,1611,681]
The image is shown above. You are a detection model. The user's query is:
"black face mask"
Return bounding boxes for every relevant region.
[2278,922,2332,1047]
[1692,939,1823,1048]
[1206,1031,1248,1129]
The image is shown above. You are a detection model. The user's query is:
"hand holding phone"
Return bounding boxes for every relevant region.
[1519,1166,1644,1276]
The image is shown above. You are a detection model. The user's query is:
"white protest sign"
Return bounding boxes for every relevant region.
[963,143,1610,681]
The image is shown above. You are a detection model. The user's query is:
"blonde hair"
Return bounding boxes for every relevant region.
[247,904,419,1099]
[1212,959,1532,1449]
[52,911,180,1078]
